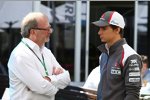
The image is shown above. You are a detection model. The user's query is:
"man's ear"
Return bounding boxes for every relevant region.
[29,29,34,35]
[28,29,36,39]
[114,27,121,34]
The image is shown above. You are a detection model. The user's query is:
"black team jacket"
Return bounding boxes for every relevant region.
[97,38,142,100]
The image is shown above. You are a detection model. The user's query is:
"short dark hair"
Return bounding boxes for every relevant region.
[110,25,124,38]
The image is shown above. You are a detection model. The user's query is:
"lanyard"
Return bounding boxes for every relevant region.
[21,41,49,76]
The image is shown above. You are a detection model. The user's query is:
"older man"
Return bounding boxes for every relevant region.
[8,12,71,100]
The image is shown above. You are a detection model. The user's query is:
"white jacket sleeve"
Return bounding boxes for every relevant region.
[49,71,71,89]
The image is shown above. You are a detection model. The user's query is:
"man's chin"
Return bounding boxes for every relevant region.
[100,39,106,43]
[45,38,50,42]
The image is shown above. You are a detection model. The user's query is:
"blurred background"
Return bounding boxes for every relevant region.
[0,0,149,83]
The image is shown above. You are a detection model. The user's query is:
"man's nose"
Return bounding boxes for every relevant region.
[98,29,101,35]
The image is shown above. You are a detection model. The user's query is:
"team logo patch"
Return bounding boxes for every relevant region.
[129,72,140,76]
[110,20,119,25]
[111,68,121,75]
[129,59,139,67]
[129,67,140,71]
[129,78,140,82]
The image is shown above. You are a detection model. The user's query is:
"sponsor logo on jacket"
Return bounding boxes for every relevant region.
[129,59,139,67]
[111,67,121,75]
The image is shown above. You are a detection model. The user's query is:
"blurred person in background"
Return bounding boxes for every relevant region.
[141,55,150,86]
[8,12,71,100]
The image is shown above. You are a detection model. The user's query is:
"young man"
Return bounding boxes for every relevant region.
[8,12,71,100]
[92,11,142,100]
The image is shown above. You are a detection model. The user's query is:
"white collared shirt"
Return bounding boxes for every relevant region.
[8,38,71,100]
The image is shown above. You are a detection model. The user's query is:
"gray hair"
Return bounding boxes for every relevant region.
[21,12,45,37]
[21,19,37,37]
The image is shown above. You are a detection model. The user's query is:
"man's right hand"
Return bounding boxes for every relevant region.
[52,67,64,75]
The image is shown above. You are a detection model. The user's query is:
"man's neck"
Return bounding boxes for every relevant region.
[28,37,44,48]
[107,36,122,48]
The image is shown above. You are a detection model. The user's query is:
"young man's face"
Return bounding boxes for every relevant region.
[98,26,117,43]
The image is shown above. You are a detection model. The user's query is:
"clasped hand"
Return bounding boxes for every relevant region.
[44,67,64,82]
[52,67,64,75]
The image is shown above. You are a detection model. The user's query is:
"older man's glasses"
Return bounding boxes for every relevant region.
[32,27,53,33]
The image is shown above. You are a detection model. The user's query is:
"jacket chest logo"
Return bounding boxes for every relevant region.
[111,67,121,75]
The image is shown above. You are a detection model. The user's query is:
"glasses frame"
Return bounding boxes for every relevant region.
[31,27,53,33]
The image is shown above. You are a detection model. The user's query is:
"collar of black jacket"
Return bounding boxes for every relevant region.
[97,38,127,55]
